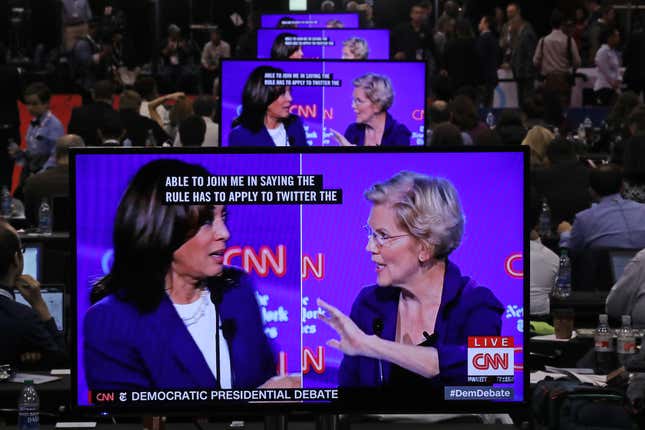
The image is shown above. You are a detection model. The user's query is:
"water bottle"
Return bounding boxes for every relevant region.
[145,129,157,147]
[537,198,552,239]
[18,380,39,430]
[617,315,636,368]
[552,249,571,299]
[577,122,586,143]
[1,185,11,218]
[38,198,52,234]
[594,314,615,375]
[583,116,593,131]
[485,111,496,129]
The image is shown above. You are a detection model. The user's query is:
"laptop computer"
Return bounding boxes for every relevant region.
[16,285,65,332]
[22,243,42,281]
[609,249,640,284]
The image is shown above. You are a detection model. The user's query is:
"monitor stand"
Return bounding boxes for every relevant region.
[142,415,165,430]
[263,414,342,430]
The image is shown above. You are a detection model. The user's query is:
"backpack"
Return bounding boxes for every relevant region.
[532,377,635,430]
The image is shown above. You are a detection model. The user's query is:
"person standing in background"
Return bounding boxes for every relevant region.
[0,44,21,191]
[61,0,93,52]
[391,3,434,61]
[594,27,621,106]
[200,27,231,96]
[9,83,64,200]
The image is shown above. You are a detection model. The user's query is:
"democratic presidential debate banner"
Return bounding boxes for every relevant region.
[257,29,390,60]
[260,13,359,29]
[74,150,524,407]
[220,60,426,147]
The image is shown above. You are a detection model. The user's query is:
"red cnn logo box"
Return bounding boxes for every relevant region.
[467,336,514,376]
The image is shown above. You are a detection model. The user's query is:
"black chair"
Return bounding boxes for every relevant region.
[571,247,641,293]
[51,195,70,232]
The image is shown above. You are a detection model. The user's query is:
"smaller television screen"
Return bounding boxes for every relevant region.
[220,60,426,147]
[261,13,359,29]
[257,29,390,60]
[22,243,41,281]
[17,287,64,331]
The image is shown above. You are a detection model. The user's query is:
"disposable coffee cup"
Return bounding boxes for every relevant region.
[553,308,575,339]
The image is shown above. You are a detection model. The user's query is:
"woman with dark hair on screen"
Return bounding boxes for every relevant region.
[318,172,503,390]
[330,73,411,146]
[271,33,304,59]
[229,66,307,147]
[84,159,300,389]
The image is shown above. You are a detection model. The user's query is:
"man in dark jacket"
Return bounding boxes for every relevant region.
[510,17,538,107]
[623,18,645,100]
[23,134,84,228]
[0,44,22,190]
[0,221,67,369]
[67,80,120,146]
[532,138,591,225]
[476,15,500,108]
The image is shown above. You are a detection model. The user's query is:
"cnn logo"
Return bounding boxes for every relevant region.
[467,336,514,376]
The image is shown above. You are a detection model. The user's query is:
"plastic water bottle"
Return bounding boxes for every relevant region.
[577,122,586,143]
[1,185,11,218]
[485,111,496,129]
[594,314,615,375]
[537,198,552,239]
[38,198,52,234]
[145,129,157,147]
[18,380,39,430]
[617,315,636,368]
[552,249,571,299]
[583,116,593,132]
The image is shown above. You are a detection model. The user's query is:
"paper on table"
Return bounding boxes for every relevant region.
[544,366,595,375]
[531,332,578,342]
[531,371,569,384]
[536,366,607,387]
[9,373,62,384]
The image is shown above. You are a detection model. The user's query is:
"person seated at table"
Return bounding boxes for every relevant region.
[528,188,559,317]
[532,138,591,226]
[606,248,645,328]
[557,164,645,250]
[0,221,67,369]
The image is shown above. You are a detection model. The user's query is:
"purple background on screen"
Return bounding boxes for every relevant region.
[257,29,390,60]
[75,151,524,405]
[261,13,359,28]
[220,60,426,147]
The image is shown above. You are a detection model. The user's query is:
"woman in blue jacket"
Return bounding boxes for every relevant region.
[318,171,503,392]
[330,73,411,146]
[228,65,307,147]
[84,159,300,390]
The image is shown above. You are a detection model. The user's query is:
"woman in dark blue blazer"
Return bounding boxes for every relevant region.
[228,65,307,147]
[330,73,411,146]
[318,172,503,392]
[83,159,299,390]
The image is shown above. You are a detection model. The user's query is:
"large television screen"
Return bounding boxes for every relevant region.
[261,13,359,29]
[220,60,426,147]
[72,147,526,414]
[257,29,390,60]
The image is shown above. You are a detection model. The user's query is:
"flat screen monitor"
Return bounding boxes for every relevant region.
[610,249,639,284]
[261,13,359,29]
[220,60,426,147]
[257,29,390,60]
[22,243,41,281]
[72,147,526,415]
[17,285,64,332]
